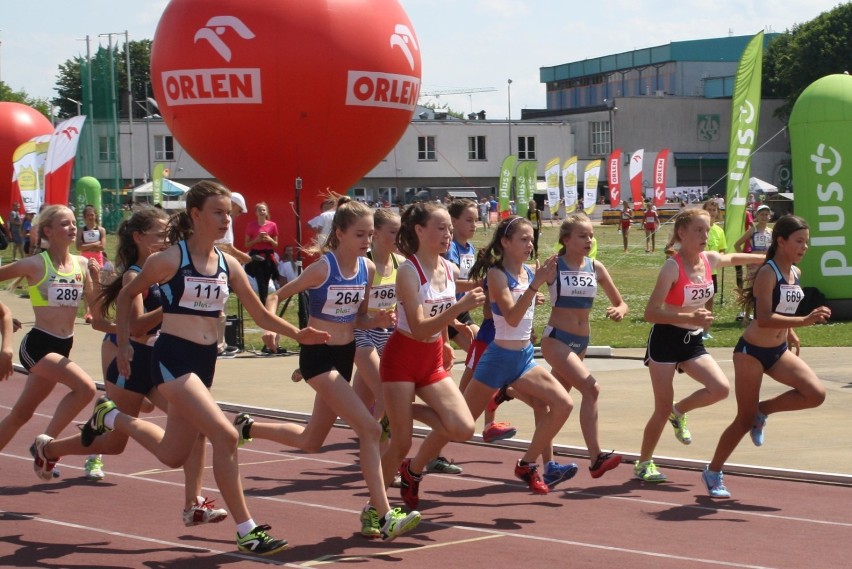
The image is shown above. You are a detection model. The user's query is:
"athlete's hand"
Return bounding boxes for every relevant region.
[533,255,557,289]
[295,326,331,345]
[787,328,801,356]
[451,321,474,347]
[606,305,626,322]
[689,308,714,329]
[117,343,134,379]
[11,318,22,332]
[0,349,13,381]
[458,287,486,312]
[373,309,396,329]
[442,342,455,371]
[805,306,831,326]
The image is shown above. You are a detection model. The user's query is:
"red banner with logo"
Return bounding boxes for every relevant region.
[607,148,622,208]
[653,149,669,207]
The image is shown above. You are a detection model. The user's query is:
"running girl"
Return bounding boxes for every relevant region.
[382,202,485,509]
[702,199,727,340]
[637,208,764,482]
[445,199,481,352]
[462,216,575,494]
[541,213,626,479]
[78,181,329,555]
[34,207,227,525]
[620,201,632,253]
[0,205,98,475]
[703,216,830,497]
[234,198,421,541]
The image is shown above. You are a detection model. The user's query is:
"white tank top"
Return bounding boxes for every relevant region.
[491,265,535,341]
[396,255,456,341]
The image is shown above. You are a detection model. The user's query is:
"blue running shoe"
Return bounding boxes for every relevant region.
[702,467,731,498]
[750,412,767,447]
[542,460,578,488]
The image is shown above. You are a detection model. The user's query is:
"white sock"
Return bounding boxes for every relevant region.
[672,404,683,417]
[103,409,119,430]
[237,519,257,537]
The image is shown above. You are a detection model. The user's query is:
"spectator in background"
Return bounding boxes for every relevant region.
[76,205,107,323]
[526,198,542,259]
[643,204,659,253]
[620,201,632,253]
[22,213,34,256]
[478,197,491,230]
[308,197,337,247]
[245,201,280,307]
[9,203,24,261]
[488,195,498,223]
[277,245,299,285]
[215,192,249,359]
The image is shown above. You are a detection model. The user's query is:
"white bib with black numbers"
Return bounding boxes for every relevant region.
[48,280,84,307]
[368,283,396,311]
[776,284,804,315]
[558,270,597,298]
[322,284,365,319]
[684,281,714,307]
[179,275,229,312]
[458,253,475,280]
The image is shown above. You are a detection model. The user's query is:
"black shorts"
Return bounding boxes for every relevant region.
[106,340,155,395]
[151,333,217,388]
[299,341,356,382]
[644,324,708,373]
[19,328,74,371]
[448,310,475,339]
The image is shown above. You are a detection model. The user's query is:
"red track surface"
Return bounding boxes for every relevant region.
[1,381,850,568]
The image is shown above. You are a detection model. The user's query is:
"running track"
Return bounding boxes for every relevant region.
[1,380,850,568]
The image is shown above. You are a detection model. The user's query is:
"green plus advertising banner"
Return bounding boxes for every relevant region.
[789,73,852,318]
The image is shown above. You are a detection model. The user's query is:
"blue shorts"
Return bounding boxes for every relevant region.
[473,342,537,389]
[644,324,709,373]
[106,340,155,395]
[543,325,589,355]
[734,337,787,372]
[151,333,217,388]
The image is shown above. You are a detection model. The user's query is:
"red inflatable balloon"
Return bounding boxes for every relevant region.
[151,0,421,247]
[0,102,53,208]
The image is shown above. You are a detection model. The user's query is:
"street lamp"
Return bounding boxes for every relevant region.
[507,79,513,155]
[134,95,160,183]
[605,98,617,153]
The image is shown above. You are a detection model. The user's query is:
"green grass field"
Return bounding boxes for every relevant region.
[6,219,845,351]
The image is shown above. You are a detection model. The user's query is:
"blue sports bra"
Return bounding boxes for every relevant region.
[549,256,597,309]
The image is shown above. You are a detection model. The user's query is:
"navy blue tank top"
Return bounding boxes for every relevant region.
[129,264,163,334]
[159,241,230,317]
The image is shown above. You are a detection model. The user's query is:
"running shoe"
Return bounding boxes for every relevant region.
[397,458,421,509]
[542,460,578,489]
[291,368,303,382]
[668,409,692,445]
[750,412,767,447]
[184,496,228,526]
[482,421,517,443]
[589,451,622,479]
[236,524,288,556]
[514,460,548,495]
[217,349,237,359]
[701,467,731,498]
[486,385,514,414]
[360,504,382,539]
[633,460,667,483]
[381,507,422,541]
[701,332,714,341]
[390,473,402,488]
[84,455,105,480]
[80,396,116,447]
[234,412,254,447]
[379,413,391,443]
[425,456,463,475]
[736,312,745,322]
[31,434,58,481]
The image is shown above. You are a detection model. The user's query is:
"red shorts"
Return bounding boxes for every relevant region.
[380,331,449,388]
[621,220,631,230]
[465,339,490,370]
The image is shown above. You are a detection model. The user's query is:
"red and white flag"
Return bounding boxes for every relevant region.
[653,149,670,207]
[606,148,622,208]
[44,115,87,205]
[629,148,644,209]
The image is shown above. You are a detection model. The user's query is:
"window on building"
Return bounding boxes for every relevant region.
[468,135,486,160]
[98,136,116,161]
[418,136,436,160]
[518,136,536,160]
[154,135,175,161]
[590,121,612,156]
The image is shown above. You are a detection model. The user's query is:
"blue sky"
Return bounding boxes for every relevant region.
[0,0,843,118]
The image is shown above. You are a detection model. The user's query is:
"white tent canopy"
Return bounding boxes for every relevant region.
[131,178,190,198]
[749,177,777,194]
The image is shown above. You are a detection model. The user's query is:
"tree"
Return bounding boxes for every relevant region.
[51,39,152,119]
[0,81,52,119]
[763,2,852,119]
